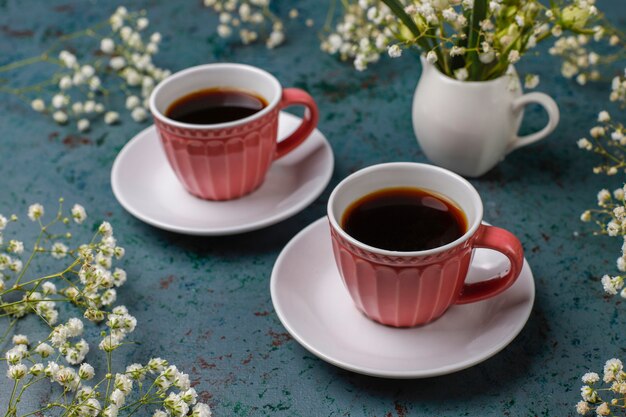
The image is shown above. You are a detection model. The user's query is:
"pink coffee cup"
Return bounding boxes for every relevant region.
[327,162,524,327]
[149,63,319,201]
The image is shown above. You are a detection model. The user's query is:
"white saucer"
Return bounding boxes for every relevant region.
[270,217,535,378]
[111,112,334,235]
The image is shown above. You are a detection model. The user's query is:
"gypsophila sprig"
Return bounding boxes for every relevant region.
[578,105,626,299]
[575,358,626,415]
[0,199,211,417]
[322,0,622,82]
[0,7,170,132]
[203,0,286,49]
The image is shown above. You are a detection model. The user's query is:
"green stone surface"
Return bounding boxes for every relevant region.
[0,1,624,415]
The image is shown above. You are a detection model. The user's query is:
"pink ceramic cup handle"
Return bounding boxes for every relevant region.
[455,224,524,305]
[274,88,319,160]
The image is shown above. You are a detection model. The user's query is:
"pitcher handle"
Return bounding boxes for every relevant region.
[507,92,560,154]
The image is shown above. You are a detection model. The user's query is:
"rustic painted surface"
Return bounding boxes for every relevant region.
[0,0,625,415]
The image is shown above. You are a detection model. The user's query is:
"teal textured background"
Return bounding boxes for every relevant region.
[0,0,625,415]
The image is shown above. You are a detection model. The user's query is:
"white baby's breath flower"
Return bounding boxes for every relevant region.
[59,76,72,90]
[598,111,611,123]
[524,74,540,89]
[131,107,148,122]
[191,403,212,417]
[7,364,27,380]
[77,118,90,132]
[51,242,69,259]
[110,56,126,71]
[607,222,621,237]
[52,94,67,109]
[105,111,120,125]
[581,385,598,402]
[596,402,610,416]
[125,95,140,110]
[387,44,402,58]
[29,363,44,376]
[103,405,119,417]
[217,24,232,38]
[35,343,54,358]
[590,126,605,138]
[81,65,95,78]
[8,239,24,254]
[79,363,95,380]
[604,358,623,382]
[31,99,45,112]
[137,17,149,30]
[507,50,520,64]
[42,281,57,295]
[71,204,87,224]
[598,189,611,205]
[59,50,77,68]
[582,372,600,384]
[27,204,44,221]
[101,37,115,54]
[53,111,68,124]
[577,138,593,151]
[98,221,113,237]
[99,335,121,352]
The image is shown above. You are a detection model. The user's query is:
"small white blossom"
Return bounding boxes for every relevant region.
[604,358,623,383]
[79,363,95,380]
[51,242,69,259]
[71,204,87,224]
[598,111,611,123]
[524,74,540,89]
[191,403,212,417]
[598,189,611,205]
[101,37,115,53]
[29,100,46,116]
[35,343,54,358]
[27,204,44,221]
[387,44,402,58]
[7,364,27,380]
[53,111,68,124]
[105,111,120,125]
[596,402,610,416]
[507,50,520,64]
[577,138,593,151]
[581,385,598,402]
[77,118,90,132]
[110,56,126,71]
[582,372,600,384]
[131,107,148,122]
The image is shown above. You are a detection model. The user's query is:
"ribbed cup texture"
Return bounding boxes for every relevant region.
[154,107,279,201]
[330,225,475,327]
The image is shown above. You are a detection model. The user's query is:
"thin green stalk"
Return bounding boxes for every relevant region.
[0,319,17,347]
[380,0,431,52]
[467,0,487,80]
[6,379,19,417]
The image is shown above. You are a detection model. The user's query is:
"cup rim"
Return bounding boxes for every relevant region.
[327,162,484,257]
[149,63,282,131]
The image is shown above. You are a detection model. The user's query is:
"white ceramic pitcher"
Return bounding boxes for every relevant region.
[412,57,560,177]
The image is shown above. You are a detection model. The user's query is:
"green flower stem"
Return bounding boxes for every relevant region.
[0,319,17,346]
[467,0,487,80]
[105,349,113,406]
[5,379,19,417]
